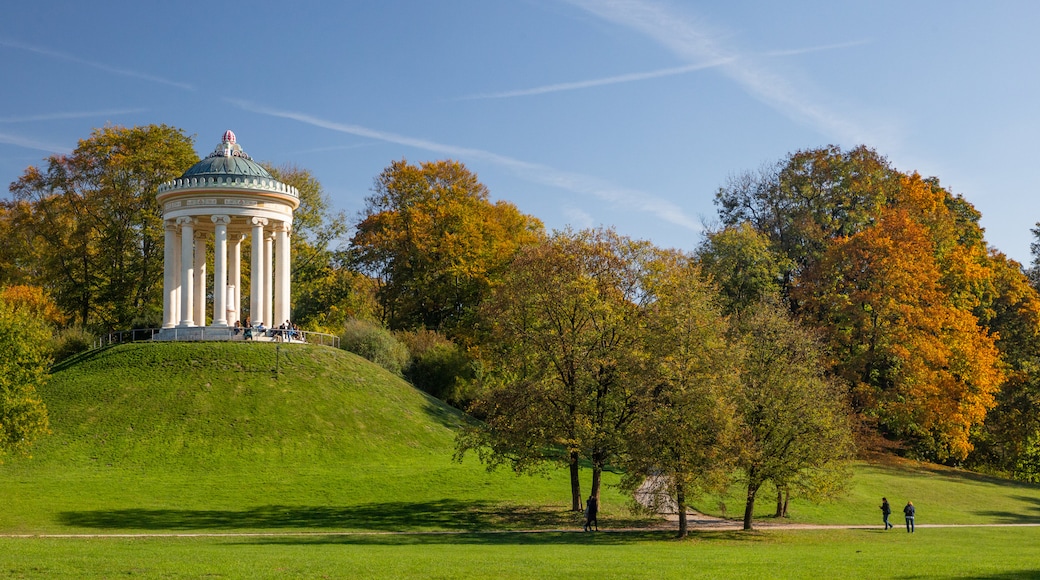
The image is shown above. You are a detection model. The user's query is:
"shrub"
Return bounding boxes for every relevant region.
[398,329,475,408]
[339,319,409,375]
[48,326,95,363]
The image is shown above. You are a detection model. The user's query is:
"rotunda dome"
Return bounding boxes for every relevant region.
[178,130,273,180]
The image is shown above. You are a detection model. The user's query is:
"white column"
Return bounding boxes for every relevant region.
[264,231,275,328]
[193,231,207,326]
[172,227,181,326]
[178,217,195,327]
[250,217,267,325]
[229,232,244,325]
[273,223,291,326]
[211,215,230,327]
[162,221,178,328]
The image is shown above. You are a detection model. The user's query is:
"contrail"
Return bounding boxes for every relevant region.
[0,37,194,91]
[227,98,700,231]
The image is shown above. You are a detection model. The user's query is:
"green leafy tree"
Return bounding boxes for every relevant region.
[6,125,198,330]
[714,145,897,293]
[351,159,543,339]
[968,250,1040,478]
[620,251,738,538]
[697,222,787,315]
[261,164,358,329]
[0,294,52,459]
[458,228,650,510]
[731,300,855,531]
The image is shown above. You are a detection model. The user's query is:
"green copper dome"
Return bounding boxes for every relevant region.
[178,130,273,180]
[181,155,273,179]
[157,130,299,201]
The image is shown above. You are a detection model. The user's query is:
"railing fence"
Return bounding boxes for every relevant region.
[92,327,340,349]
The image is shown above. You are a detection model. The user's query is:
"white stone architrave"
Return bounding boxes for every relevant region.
[157,131,300,339]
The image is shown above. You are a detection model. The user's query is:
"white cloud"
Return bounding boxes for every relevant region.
[563,206,597,229]
[227,98,700,231]
[565,0,885,146]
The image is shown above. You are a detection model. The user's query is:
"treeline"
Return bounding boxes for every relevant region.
[5,126,1040,533]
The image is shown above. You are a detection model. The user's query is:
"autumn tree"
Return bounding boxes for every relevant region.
[5,125,198,330]
[696,222,787,315]
[0,292,52,460]
[458,228,650,510]
[714,146,1015,464]
[731,300,855,531]
[259,164,366,329]
[714,145,898,293]
[793,176,1003,462]
[968,250,1040,478]
[0,285,66,327]
[620,251,737,538]
[350,159,543,339]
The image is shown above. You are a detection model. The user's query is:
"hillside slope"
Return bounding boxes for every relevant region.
[39,342,462,465]
[1,342,597,534]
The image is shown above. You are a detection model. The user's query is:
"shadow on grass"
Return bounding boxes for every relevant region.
[58,499,657,533]
[231,529,757,547]
[863,461,1040,492]
[422,398,467,431]
[898,574,1040,580]
[973,494,1040,524]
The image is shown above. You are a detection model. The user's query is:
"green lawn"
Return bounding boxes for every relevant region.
[5,342,1040,578]
[3,527,1040,579]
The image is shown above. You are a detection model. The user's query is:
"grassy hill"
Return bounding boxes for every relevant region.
[1,342,625,534]
[4,341,1040,538]
[8,342,1040,578]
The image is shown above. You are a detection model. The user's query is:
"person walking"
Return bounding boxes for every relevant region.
[583,494,599,532]
[903,501,915,533]
[880,497,893,530]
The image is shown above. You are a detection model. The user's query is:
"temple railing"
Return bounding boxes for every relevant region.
[93,327,340,349]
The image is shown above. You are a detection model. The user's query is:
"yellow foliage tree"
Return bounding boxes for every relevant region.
[796,203,1003,461]
[351,159,543,339]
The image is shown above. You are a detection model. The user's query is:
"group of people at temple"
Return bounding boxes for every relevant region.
[232,319,304,342]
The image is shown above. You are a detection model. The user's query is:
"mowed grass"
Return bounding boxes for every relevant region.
[1,342,636,535]
[695,457,1040,526]
[5,342,1040,578]
[3,528,1040,579]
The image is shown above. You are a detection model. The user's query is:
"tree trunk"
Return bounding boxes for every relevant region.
[676,482,688,538]
[781,488,789,518]
[743,482,759,531]
[591,464,603,500]
[775,488,784,518]
[569,450,582,511]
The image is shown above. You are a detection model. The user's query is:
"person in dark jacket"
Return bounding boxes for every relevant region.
[903,501,916,533]
[583,495,598,532]
[880,497,893,530]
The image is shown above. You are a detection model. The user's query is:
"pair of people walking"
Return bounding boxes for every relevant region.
[583,495,598,532]
[880,498,915,532]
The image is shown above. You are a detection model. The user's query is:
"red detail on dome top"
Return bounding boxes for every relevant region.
[222,130,237,144]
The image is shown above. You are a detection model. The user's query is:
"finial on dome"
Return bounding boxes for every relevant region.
[206,130,251,160]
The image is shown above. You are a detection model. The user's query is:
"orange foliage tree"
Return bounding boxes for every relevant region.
[351,159,543,339]
[0,285,65,327]
[795,177,1003,461]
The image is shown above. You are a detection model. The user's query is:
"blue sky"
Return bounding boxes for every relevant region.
[2,1,1039,264]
